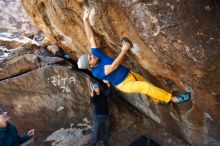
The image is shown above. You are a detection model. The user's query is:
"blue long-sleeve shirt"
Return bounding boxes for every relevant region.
[0,122,30,146]
[91,48,130,86]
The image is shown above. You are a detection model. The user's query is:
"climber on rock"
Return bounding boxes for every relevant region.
[78,9,191,104]
[87,81,112,146]
[0,107,35,146]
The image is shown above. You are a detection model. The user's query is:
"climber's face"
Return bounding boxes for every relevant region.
[0,110,10,126]
[88,54,99,67]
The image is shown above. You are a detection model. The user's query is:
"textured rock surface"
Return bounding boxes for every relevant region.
[20,0,220,146]
[0,33,38,49]
[0,45,188,146]
[0,0,35,34]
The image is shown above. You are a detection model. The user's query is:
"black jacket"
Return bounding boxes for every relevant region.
[0,123,30,146]
[90,86,112,116]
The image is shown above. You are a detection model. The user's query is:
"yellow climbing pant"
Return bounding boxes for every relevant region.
[116,71,172,103]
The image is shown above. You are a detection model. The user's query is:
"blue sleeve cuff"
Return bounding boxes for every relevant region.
[19,134,30,144]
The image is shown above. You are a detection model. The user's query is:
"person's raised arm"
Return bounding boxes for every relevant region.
[83,10,97,48]
[19,129,34,144]
[103,80,113,97]
[89,82,95,104]
[104,42,130,76]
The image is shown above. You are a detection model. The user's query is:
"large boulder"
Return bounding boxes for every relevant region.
[20,0,220,146]
[22,0,220,146]
[0,45,187,146]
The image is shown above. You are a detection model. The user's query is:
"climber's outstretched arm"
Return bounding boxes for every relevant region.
[83,10,97,48]
[104,42,130,75]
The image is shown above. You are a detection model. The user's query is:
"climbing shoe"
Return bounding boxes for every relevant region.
[177,92,191,103]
